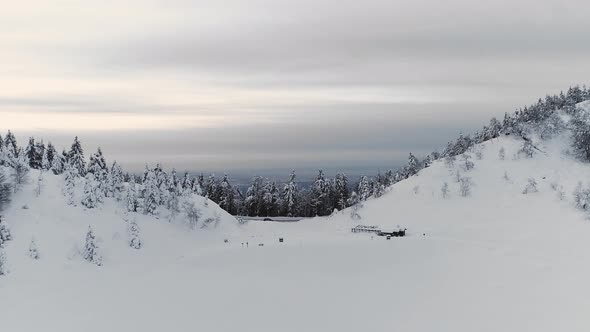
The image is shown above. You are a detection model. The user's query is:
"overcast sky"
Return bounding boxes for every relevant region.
[1,0,590,178]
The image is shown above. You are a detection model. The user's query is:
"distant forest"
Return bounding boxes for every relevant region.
[1,85,590,217]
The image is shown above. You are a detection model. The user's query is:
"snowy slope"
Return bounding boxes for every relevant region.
[3,126,590,330]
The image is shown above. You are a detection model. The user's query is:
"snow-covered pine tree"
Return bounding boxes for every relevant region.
[45,142,56,170]
[0,245,7,276]
[332,173,349,210]
[310,170,331,216]
[29,237,40,260]
[83,226,102,266]
[107,161,124,199]
[0,173,11,211]
[218,174,236,214]
[181,172,192,195]
[244,176,263,216]
[67,136,86,176]
[281,170,299,217]
[87,148,108,200]
[24,137,37,168]
[0,216,12,243]
[407,153,420,177]
[63,162,77,206]
[81,173,99,208]
[41,147,50,171]
[125,184,139,213]
[142,168,159,215]
[357,175,372,201]
[51,150,66,175]
[3,131,18,160]
[9,149,30,192]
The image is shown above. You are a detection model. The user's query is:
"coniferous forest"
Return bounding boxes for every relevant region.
[1,85,590,218]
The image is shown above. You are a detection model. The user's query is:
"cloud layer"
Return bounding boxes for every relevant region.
[1,0,590,174]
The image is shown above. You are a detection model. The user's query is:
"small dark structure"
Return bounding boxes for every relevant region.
[263,218,273,221]
[258,243,264,247]
[386,236,391,240]
[279,238,284,243]
[378,228,407,237]
[224,239,229,243]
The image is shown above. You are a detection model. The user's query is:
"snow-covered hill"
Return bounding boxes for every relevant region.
[3,106,590,331]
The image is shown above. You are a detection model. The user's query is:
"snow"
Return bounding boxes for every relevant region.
[2,133,590,331]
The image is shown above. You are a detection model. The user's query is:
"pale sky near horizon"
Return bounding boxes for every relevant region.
[1,0,590,175]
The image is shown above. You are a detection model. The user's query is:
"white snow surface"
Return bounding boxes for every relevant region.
[2,134,590,331]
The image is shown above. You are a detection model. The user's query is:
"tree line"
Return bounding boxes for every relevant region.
[1,85,590,218]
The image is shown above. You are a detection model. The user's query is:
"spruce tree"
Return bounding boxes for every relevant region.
[0,216,12,242]
[0,245,7,276]
[63,162,77,206]
[281,170,299,217]
[357,176,372,201]
[81,173,99,208]
[68,136,86,176]
[83,226,102,266]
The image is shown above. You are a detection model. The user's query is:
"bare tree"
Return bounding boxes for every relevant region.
[183,201,202,230]
[441,182,450,198]
[522,178,538,194]
[459,177,472,197]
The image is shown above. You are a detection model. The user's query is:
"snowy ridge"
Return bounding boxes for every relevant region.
[2,107,590,331]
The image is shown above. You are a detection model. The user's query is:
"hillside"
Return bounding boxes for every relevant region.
[2,103,590,331]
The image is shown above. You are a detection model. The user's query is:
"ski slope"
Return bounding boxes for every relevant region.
[2,133,590,331]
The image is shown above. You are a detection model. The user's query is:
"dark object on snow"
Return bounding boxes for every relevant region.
[224,239,229,243]
[263,218,273,221]
[258,243,264,247]
[378,228,407,237]
[279,238,284,243]
[386,236,391,240]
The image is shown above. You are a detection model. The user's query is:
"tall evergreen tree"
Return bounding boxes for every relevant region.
[281,170,299,217]
[83,226,102,266]
[68,136,86,176]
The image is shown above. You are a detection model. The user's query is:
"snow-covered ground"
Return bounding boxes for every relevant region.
[2,133,590,331]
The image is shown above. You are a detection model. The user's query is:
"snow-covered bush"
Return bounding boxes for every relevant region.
[126,218,142,250]
[518,140,535,159]
[441,182,450,198]
[34,171,44,197]
[461,154,474,171]
[522,178,538,194]
[412,185,420,194]
[348,191,362,220]
[444,156,455,169]
[29,238,40,260]
[183,201,202,230]
[498,147,506,160]
[459,177,472,197]
[536,112,566,140]
[573,182,590,211]
[502,171,510,182]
